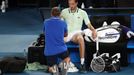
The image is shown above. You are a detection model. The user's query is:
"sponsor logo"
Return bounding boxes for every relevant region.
[99,32,120,40]
[105,33,120,36]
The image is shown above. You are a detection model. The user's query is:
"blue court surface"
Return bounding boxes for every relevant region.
[3,64,134,75]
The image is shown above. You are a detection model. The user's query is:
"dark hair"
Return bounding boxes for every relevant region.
[51,7,61,17]
[68,0,78,3]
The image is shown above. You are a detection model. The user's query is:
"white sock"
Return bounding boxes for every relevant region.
[80,58,85,65]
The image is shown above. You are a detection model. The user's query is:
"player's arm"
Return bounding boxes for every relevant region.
[60,9,66,21]
[88,23,97,40]
[61,10,68,37]
[83,11,97,39]
[87,23,96,32]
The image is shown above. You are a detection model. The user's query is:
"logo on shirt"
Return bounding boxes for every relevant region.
[77,16,80,19]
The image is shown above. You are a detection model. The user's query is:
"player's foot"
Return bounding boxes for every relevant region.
[50,65,60,75]
[79,64,87,73]
[59,61,78,73]
[59,62,68,75]
[67,62,79,72]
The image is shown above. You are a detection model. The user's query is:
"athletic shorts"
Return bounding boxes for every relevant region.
[46,51,69,67]
[64,30,83,42]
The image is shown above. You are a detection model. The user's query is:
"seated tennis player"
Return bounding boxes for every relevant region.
[61,0,97,73]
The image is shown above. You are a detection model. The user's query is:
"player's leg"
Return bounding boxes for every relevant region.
[71,33,87,73]
[64,33,79,73]
[71,33,85,64]
[46,55,59,75]
[58,51,70,75]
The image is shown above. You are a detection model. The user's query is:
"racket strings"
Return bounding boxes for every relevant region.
[91,57,105,72]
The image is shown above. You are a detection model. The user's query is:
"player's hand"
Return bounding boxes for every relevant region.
[92,30,97,40]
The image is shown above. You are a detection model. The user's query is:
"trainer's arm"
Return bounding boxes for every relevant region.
[64,22,68,37]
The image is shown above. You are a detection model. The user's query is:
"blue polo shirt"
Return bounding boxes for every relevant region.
[43,17,68,56]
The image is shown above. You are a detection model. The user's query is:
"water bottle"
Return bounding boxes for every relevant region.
[24,49,27,58]
[1,1,6,13]
[81,3,85,9]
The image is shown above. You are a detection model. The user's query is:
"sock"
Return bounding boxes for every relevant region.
[80,58,85,65]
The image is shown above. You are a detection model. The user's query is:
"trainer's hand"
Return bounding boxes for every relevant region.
[92,30,97,40]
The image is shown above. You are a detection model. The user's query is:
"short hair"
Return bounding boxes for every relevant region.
[68,0,78,3]
[51,7,61,17]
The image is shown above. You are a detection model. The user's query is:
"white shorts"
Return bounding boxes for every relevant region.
[64,30,83,42]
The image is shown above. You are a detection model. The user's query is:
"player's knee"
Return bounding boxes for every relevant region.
[77,35,84,43]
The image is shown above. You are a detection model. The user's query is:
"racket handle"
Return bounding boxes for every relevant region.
[96,37,99,51]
